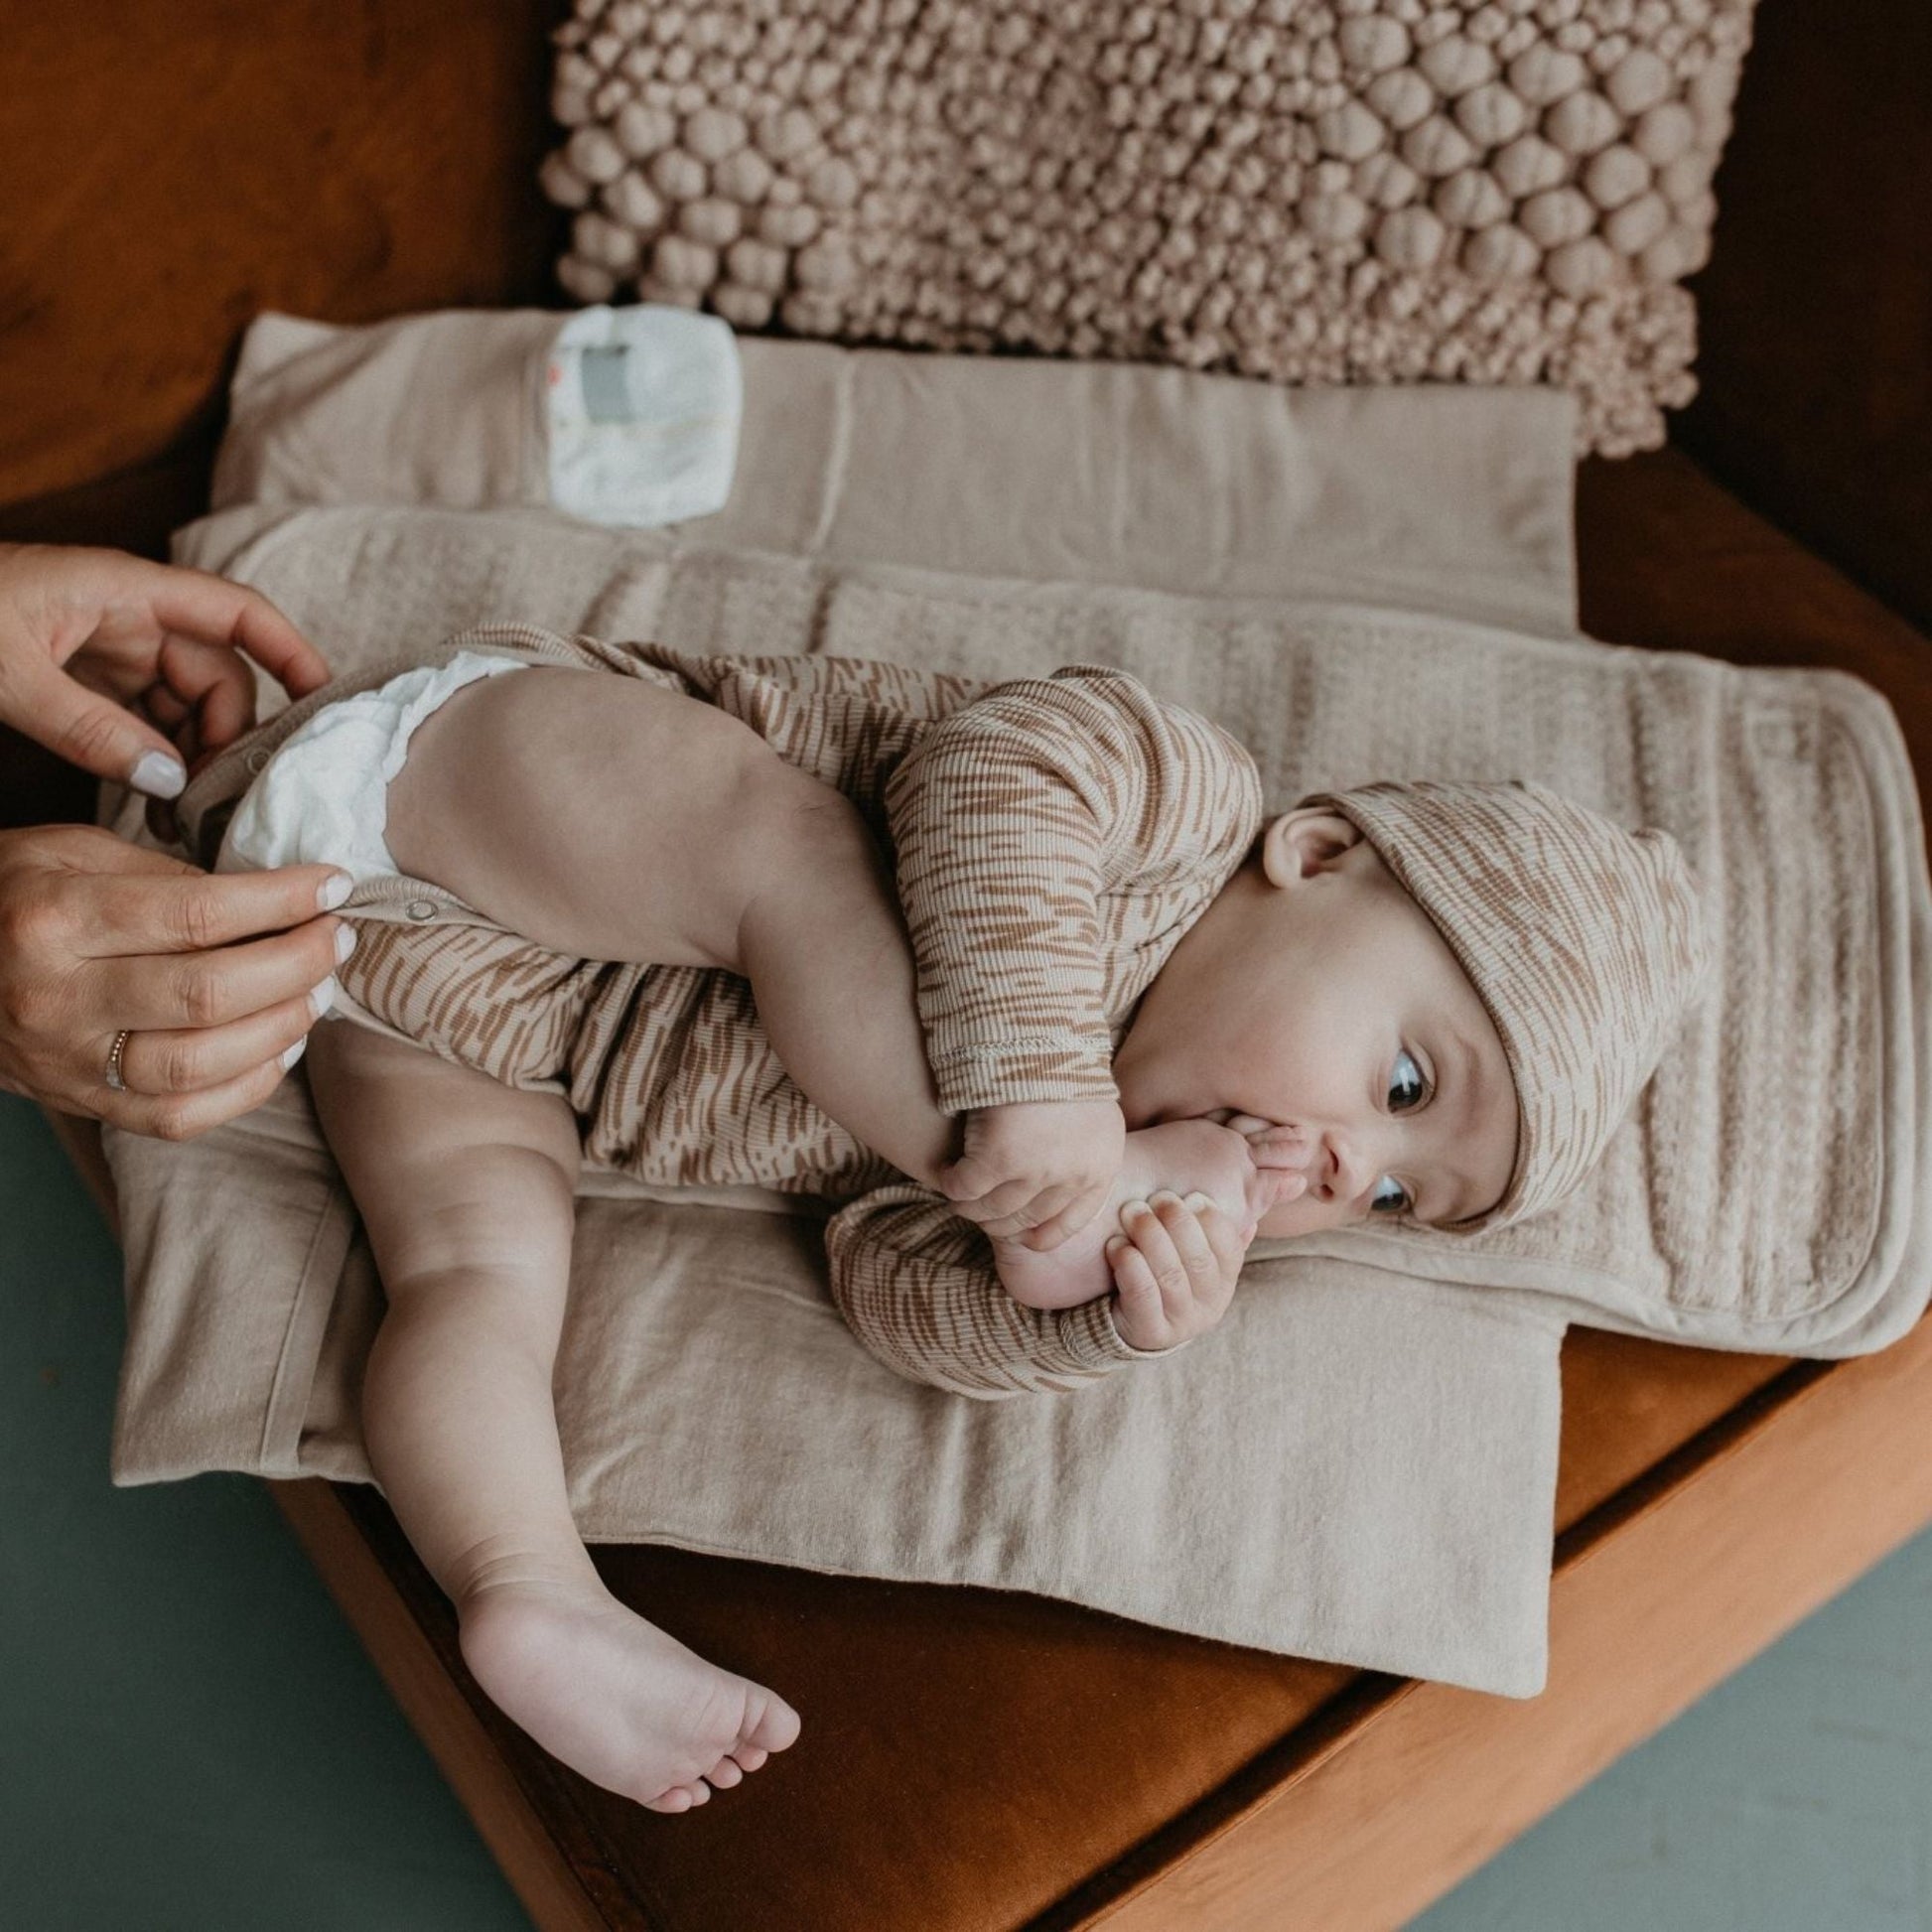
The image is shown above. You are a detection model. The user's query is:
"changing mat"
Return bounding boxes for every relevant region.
[99,313,1932,1701]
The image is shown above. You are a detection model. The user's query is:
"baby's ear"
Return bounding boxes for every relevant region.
[1260,808,1362,888]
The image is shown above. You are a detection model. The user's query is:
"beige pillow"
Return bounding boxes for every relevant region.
[540,0,1757,458]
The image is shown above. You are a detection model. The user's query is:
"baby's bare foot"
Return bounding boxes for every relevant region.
[458,1576,800,1812]
[991,1117,1304,1311]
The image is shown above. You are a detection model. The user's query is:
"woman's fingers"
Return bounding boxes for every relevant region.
[92,919,349,1033]
[152,632,262,757]
[79,860,352,959]
[135,561,330,701]
[0,825,349,1131]
[0,545,328,784]
[0,645,192,793]
[96,1053,296,1144]
[110,986,322,1098]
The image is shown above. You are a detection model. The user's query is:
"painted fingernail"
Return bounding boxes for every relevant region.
[317,873,353,912]
[334,924,358,963]
[1184,1192,1213,1212]
[280,1037,309,1072]
[129,751,188,799]
[309,976,339,1020]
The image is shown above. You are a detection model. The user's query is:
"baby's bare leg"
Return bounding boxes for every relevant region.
[386,664,958,1188]
[306,1018,799,1811]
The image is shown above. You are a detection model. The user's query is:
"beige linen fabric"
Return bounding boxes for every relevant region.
[211,310,1581,636]
[93,320,1932,1699]
[540,0,1760,457]
[146,514,1926,1355]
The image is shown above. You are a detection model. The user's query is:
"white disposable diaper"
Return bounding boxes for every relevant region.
[217,650,528,880]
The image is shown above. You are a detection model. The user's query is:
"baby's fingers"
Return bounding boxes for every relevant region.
[1107,1193,1240,1351]
[1191,1192,1252,1278]
[1155,1193,1235,1328]
[1105,1233,1173,1351]
[1019,1180,1109,1251]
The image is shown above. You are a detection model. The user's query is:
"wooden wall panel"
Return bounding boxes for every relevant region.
[0,0,571,508]
[1676,0,1932,633]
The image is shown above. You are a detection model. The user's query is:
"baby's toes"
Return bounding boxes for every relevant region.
[729,1742,770,1775]
[744,1689,803,1755]
[644,1786,697,1814]
[705,1755,746,1789]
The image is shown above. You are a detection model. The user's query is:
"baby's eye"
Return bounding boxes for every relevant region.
[1371,1175,1412,1215]
[1387,1046,1429,1114]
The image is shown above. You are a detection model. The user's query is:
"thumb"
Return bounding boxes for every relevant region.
[10,660,188,797]
[937,1153,999,1203]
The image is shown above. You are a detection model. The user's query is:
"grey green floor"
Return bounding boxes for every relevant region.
[4,1091,1928,1932]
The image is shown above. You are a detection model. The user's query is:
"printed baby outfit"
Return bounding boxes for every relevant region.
[184,622,1266,1398]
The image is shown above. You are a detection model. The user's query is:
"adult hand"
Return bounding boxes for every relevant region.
[0,825,353,1137]
[0,544,345,1136]
[0,541,328,798]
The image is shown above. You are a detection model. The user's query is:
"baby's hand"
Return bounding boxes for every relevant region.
[1104,1190,1250,1351]
[937,1096,1127,1250]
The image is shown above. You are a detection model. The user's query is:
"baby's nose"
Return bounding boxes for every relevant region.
[1316,1136,1372,1207]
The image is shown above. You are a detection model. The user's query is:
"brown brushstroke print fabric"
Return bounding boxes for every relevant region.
[214,621,1266,1396]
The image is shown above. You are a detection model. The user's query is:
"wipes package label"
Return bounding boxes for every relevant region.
[545,305,742,527]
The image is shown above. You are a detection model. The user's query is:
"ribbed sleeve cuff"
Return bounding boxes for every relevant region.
[1055,1297,1182,1371]
[930,1037,1119,1114]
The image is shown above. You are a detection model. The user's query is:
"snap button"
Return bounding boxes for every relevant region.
[405,899,439,922]
[244,747,269,773]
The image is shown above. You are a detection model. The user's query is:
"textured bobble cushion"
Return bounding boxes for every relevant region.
[541,0,1758,457]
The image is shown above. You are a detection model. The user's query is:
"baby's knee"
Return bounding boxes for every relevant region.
[732,754,871,897]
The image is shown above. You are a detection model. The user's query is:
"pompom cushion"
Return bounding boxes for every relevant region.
[541,0,1758,456]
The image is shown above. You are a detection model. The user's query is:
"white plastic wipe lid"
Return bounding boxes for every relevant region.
[544,303,743,528]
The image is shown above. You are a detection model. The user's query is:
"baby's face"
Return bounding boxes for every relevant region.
[1113,808,1519,1236]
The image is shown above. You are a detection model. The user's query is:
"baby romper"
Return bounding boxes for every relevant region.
[178,622,1266,1397]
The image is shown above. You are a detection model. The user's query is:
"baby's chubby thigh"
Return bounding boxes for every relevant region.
[384,664,794,971]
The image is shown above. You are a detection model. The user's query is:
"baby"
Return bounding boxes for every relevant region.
[188,621,1707,1817]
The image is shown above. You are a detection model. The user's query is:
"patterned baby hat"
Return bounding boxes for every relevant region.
[1303,778,1712,1232]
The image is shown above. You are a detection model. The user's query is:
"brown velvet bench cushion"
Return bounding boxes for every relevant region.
[30,440,1924,1932]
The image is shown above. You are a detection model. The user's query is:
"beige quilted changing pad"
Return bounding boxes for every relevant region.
[98,317,1932,1701]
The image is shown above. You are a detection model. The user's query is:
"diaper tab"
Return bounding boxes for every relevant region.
[544,304,742,528]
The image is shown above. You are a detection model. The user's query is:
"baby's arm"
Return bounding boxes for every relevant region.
[304,1018,797,1811]
[882,665,1266,1248]
[825,1116,1301,1397]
